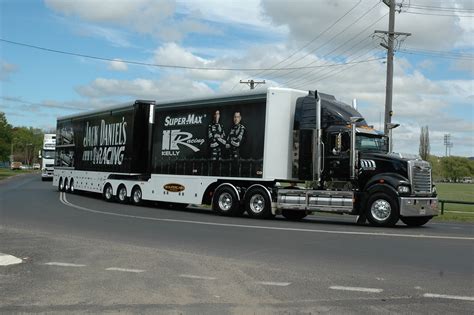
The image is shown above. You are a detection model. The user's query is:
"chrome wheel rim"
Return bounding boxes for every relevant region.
[133,189,141,203]
[70,180,74,192]
[105,186,112,199]
[370,199,391,221]
[249,194,265,214]
[218,192,232,211]
[119,187,127,201]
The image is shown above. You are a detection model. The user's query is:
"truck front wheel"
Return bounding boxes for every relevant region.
[400,216,433,227]
[366,192,399,227]
[213,186,242,216]
[245,187,273,219]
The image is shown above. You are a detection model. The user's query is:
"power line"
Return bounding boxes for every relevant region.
[275,12,388,87]
[0,38,382,72]
[229,0,365,92]
[246,1,364,78]
[407,4,474,12]
[398,48,474,60]
[280,36,375,87]
[402,10,474,17]
[287,43,381,89]
[262,1,382,84]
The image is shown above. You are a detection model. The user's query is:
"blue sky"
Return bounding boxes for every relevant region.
[0,0,472,156]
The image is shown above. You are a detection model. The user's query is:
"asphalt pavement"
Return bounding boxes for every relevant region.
[1,174,473,314]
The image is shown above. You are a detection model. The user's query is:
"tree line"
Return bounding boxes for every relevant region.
[0,112,47,165]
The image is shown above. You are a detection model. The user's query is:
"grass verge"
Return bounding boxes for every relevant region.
[0,168,38,181]
[433,183,474,222]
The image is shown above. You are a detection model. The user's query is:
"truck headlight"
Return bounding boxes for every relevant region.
[397,185,410,194]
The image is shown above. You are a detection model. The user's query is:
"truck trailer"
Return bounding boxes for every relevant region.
[53,87,438,227]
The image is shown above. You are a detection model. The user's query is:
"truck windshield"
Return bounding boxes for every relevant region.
[43,150,56,159]
[356,135,388,153]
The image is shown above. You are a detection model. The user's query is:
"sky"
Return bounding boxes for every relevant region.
[0,0,473,157]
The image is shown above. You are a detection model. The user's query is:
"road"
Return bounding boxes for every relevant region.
[1,174,473,314]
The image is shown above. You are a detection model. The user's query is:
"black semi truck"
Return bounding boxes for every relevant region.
[54,87,438,227]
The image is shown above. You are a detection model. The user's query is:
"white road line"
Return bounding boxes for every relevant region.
[106,267,145,273]
[0,254,23,266]
[423,293,474,301]
[257,281,291,287]
[179,274,217,280]
[44,262,86,267]
[59,193,474,241]
[330,286,383,293]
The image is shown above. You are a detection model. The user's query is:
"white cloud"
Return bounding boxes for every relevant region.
[45,0,218,41]
[260,0,472,52]
[76,76,214,100]
[108,59,128,71]
[0,61,18,81]
[74,23,132,47]
[176,0,276,29]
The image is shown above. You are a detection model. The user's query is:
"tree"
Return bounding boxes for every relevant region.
[441,156,472,182]
[11,126,43,164]
[0,112,13,162]
[419,125,430,161]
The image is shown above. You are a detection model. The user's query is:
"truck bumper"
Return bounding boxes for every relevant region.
[399,197,438,217]
[42,170,54,179]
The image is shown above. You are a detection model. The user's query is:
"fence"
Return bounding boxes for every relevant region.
[439,200,474,215]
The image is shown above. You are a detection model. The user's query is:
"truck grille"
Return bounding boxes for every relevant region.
[409,161,432,194]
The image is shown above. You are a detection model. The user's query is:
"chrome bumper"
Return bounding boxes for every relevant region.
[399,197,438,217]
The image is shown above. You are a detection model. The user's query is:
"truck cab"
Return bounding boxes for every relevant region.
[40,134,56,181]
[285,91,438,226]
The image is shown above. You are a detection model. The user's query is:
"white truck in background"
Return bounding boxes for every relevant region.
[40,133,56,181]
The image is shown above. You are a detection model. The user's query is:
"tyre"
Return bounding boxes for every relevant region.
[400,216,433,227]
[245,187,273,219]
[103,184,114,202]
[64,178,69,192]
[58,177,63,191]
[366,192,399,227]
[69,178,75,194]
[41,177,46,182]
[212,186,242,216]
[131,186,143,206]
[117,185,128,203]
[282,210,307,221]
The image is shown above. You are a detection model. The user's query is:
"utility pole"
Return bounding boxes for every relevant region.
[239,79,265,90]
[375,0,411,135]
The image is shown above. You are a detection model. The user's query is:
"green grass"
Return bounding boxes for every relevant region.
[0,168,38,180]
[434,183,474,222]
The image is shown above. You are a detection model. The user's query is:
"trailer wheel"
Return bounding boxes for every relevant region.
[131,186,143,206]
[213,186,242,216]
[366,192,399,227]
[282,210,307,221]
[64,178,69,192]
[58,177,63,191]
[103,184,114,202]
[400,216,433,227]
[69,178,75,193]
[245,187,273,219]
[117,185,128,203]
